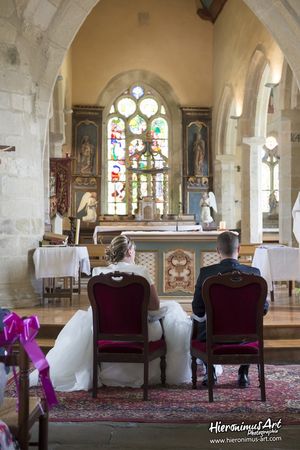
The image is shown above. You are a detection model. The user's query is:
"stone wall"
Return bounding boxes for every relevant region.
[0,0,98,307]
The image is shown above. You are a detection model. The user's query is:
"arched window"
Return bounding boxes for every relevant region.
[261,136,279,228]
[106,84,169,216]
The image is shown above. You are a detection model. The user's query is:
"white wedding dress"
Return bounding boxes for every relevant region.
[30,300,192,392]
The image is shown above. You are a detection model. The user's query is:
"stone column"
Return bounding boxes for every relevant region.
[214,155,236,229]
[0,91,45,307]
[241,136,265,243]
[0,0,99,308]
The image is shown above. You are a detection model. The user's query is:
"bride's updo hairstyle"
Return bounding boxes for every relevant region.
[106,235,136,264]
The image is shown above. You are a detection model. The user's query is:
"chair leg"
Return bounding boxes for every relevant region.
[92,357,98,398]
[258,364,266,402]
[78,267,81,294]
[38,407,49,450]
[207,363,214,402]
[288,280,293,297]
[143,362,149,401]
[160,356,166,386]
[191,356,197,389]
[270,282,275,302]
[69,277,73,305]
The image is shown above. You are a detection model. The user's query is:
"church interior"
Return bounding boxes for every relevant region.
[1,0,300,448]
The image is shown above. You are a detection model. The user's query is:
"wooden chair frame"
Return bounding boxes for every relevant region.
[88,271,166,400]
[85,244,107,272]
[0,343,48,450]
[191,271,267,402]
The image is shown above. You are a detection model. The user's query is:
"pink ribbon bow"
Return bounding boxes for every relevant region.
[1,312,57,409]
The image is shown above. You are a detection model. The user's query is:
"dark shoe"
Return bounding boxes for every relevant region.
[238,372,250,388]
[238,364,249,375]
[202,371,217,386]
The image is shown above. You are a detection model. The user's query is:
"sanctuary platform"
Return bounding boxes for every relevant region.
[14,283,300,365]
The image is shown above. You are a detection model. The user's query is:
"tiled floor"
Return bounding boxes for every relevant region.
[32,421,300,449]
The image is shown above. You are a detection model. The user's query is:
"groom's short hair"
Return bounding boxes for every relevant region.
[217,231,239,257]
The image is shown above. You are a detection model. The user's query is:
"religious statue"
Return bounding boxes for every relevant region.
[200,191,217,226]
[192,126,206,177]
[79,135,95,174]
[268,191,278,216]
[77,192,98,222]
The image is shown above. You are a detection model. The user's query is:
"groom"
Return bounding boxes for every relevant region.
[192,231,269,388]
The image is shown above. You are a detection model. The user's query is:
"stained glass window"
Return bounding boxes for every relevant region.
[129,115,147,134]
[140,98,158,118]
[106,84,169,215]
[117,98,136,117]
[131,85,144,100]
[261,136,279,229]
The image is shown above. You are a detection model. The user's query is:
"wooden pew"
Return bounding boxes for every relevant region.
[84,244,108,272]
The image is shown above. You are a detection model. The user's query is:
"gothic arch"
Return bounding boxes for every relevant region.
[244,0,300,90]
[240,47,269,243]
[214,85,239,229]
[215,85,234,156]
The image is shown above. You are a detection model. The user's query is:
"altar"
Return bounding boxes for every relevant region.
[122,230,221,298]
[93,221,202,244]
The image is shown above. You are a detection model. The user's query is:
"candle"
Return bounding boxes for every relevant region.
[179,183,182,202]
[219,221,226,230]
[75,219,80,245]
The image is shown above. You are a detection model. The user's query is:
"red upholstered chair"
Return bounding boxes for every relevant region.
[87,271,167,400]
[190,271,267,402]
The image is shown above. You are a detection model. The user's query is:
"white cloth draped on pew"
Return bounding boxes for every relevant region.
[33,247,90,280]
[292,192,300,244]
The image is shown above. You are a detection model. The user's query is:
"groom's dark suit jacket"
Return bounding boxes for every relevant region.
[192,258,269,323]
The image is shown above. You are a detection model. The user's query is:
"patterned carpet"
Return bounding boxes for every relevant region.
[8,365,300,424]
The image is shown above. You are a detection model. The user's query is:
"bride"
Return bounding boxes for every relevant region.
[30,235,192,392]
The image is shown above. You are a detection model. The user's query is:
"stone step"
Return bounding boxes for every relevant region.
[36,336,300,365]
[36,338,56,353]
[264,324,300,339]
[37,322,300,340]
[37,324,64,339]
[264,339,300,364]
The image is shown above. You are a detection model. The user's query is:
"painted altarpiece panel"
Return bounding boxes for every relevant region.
[163,248,195,294]
[135,251,158,286]
[71,106,103,224]
[181,107,212,221]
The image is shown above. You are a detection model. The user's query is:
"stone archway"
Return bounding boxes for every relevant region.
[214,85,237,229]
[0,1,99,306]
[240,47,269,243]
[244,0,300,89]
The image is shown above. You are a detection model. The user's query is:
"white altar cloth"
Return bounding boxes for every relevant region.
[252,245,300,291]
[33,246,90,279]
[93,225,178,243]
